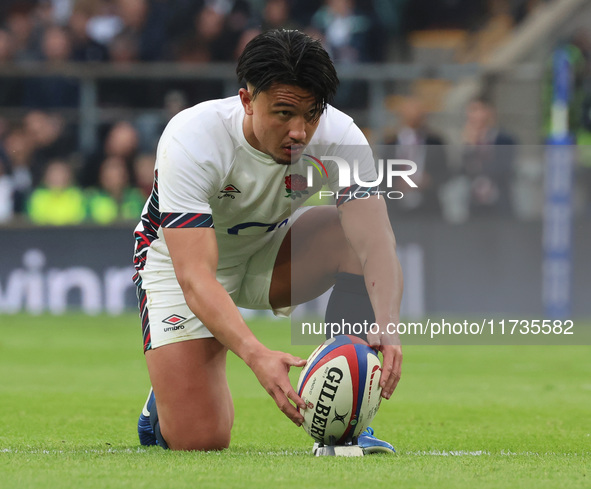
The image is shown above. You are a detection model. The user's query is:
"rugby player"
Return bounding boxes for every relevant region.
[133,29,403,453]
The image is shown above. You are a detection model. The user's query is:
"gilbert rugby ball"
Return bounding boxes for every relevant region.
[296,335,382,445]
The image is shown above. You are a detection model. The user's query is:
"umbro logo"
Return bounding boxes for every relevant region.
[218,184,241,199]
[163,314,186,332]
[163,314,186,326]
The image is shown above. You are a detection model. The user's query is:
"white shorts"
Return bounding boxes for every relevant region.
[137,207,310,351]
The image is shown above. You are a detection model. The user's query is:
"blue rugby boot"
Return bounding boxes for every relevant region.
[356,427,396,455]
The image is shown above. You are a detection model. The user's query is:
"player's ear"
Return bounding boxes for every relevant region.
[239,87,254,116]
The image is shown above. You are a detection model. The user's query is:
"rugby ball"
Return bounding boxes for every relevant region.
[296,335,382,445]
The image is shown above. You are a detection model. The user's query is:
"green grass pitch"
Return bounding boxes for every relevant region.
[0,314,589,489]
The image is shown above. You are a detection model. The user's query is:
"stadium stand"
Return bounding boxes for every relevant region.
[0,0,590,224]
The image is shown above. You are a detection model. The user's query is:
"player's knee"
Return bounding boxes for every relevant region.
[173,435,231,452]
[166,425,231,451]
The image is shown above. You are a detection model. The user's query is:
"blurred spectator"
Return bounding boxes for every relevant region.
[27,158,86,225]
[371,0,407,34]
[40,23,71,61]
[236,0,299,57]
[34,0,64,31]
[22,25,80,108]
[3,126,34,214]
[23,110,75,186]
[68,3,109,62]
[116,0,148,44]
[0,28,24,106]
[86,155,145,223]
[458,97,516,217]
[133,152,155,199]
[174,5,231,62]
[80,120,139,187]
[86,0,124,46]
[371,0,409,60]
[45,0,74,26]
[163,0,204,50]
[116,0,170,62]
[385,97,449,216]
[310,0,377,108]
[173,1,250,62]
[0,28,15,62]
[4,2,39,62]
[170,3,248,101]
[259,0,299,31]
[311,0,376,63]
[108,29,139,63]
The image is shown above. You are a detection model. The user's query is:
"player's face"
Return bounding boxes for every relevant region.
[240,84,321,165]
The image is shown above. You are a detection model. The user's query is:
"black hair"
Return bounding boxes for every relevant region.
[236,29,339,119]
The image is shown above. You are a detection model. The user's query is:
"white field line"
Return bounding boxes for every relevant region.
[0,448,588,457]
[405,450,590,457]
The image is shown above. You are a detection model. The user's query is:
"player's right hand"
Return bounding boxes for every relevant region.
[246,348,307,426]
[367,328,402,399]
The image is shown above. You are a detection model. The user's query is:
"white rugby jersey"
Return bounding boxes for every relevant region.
[133,95,377,284]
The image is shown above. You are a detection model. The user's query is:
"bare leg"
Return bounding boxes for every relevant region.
[269,206,362,308]
[145,337,234,450]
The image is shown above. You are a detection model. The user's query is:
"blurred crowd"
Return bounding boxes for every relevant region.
[0,91,520,225]
[0,0,411,225]
[381,95,517,223]
[0,0,408,69]
[0,1,538,74]
[0,0,571,225]
[0,110,156,224]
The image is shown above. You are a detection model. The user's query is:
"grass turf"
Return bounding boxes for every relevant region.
[0,314,589,489]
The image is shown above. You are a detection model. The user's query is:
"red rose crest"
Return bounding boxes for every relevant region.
[285,174,309,199]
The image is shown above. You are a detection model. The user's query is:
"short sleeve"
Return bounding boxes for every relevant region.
[157,134,220,218]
